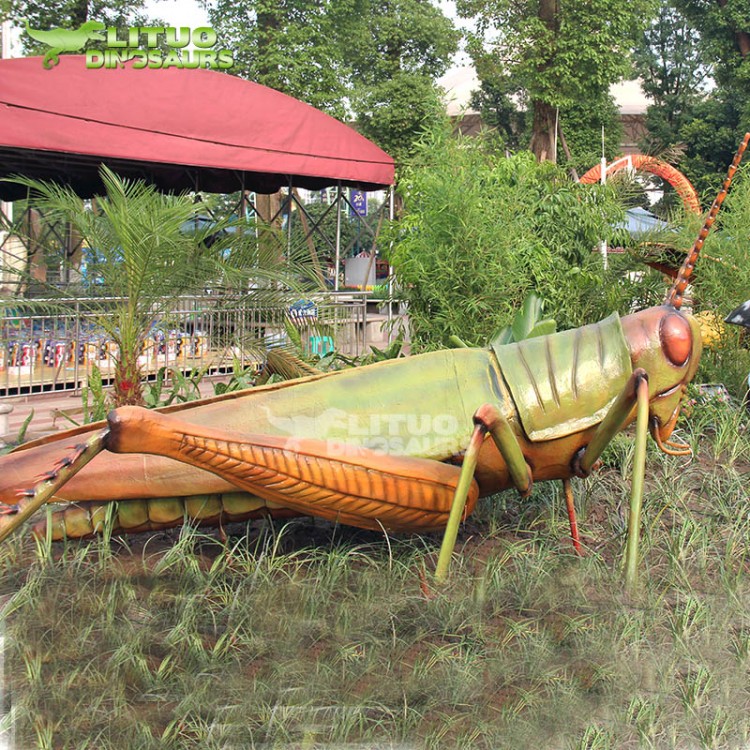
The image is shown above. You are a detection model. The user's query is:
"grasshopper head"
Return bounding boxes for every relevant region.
[623,133,750,443]
[621,305,702,442]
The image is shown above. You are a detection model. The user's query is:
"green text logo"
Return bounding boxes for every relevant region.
[24,22,234,70]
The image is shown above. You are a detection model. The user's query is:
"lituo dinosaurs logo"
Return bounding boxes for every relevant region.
[24,21,233,70]
[24,19,106,69]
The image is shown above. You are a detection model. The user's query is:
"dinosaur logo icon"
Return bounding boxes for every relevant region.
[24,19,106,69]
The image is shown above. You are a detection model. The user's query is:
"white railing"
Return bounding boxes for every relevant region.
[0,292,369,398]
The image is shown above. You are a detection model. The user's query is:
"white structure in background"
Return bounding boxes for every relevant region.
[438,67,654,271]
[438,66,651,153]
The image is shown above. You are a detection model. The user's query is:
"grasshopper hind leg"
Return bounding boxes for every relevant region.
[103,407,479,534]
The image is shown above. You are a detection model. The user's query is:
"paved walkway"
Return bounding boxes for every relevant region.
[0,376,226,445]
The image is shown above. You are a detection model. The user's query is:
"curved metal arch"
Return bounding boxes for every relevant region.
[580,155,701,214]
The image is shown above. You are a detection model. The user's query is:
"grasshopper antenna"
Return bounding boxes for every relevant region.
[666,132,750,310]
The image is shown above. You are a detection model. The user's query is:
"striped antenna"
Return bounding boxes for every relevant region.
[666,132,750,309]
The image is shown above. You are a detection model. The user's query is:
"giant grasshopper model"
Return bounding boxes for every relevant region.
[1,135,747,587]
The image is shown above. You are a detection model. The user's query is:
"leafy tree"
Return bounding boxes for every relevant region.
[629,1,750,196]
[351,74,446,166]
[633,2,709,152]
[204,0,349,118]
[676,93,746,196]
[340,0,458,85]
[670,0,750,194]
[469,75,528,151]
[341,0,459,164]
[469,73,623,174]
[631,1,750,194]
[457,0,653,161]
[388,122,665,350]
[677,0,750,91]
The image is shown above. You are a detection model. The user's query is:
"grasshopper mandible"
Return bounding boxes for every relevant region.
[0,134,747,587]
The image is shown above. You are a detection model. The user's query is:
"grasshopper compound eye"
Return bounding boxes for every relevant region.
[660,313,692,367]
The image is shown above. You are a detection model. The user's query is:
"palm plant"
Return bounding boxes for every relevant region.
[5,167,312,406]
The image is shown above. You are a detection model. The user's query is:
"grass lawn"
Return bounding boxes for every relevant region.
[0,399,749,749]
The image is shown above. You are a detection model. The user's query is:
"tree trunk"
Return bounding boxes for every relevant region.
[254,191,284,268]
[113,352,144,407]
[557,122,579,180]
[292,188,326,287]
[716,0,750,57]
[529,100,557,162]
[530,0,560,162]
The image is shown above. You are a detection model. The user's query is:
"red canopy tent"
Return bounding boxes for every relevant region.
[0,56,395,200]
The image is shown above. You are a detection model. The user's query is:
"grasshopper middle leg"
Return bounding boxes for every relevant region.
[436,403,535,581]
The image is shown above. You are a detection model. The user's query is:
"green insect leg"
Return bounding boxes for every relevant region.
[435,403,534,582]
[625,375,650,591]
[435,422,485,583]
[573,368,648,477]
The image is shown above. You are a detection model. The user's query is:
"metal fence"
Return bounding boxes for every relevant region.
[0,292,369,398]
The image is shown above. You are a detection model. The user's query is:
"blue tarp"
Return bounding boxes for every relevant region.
[616,207,670,236]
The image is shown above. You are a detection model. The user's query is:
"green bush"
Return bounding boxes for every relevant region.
[388,123,665,350]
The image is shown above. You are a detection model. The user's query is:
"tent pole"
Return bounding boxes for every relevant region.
[334,182,342,292]
[387,185,394,342]
[0,19,12,273]
[287,176,293,255]
[239,174,247,220]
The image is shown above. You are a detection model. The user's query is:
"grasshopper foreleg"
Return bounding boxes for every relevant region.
[568,368,651,588]
[572,368,648,477]
[473,404,533,496]
[625,375,650,591]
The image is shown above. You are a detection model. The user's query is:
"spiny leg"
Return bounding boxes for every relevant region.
[104,407,479,534]
[0,430,109,545]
